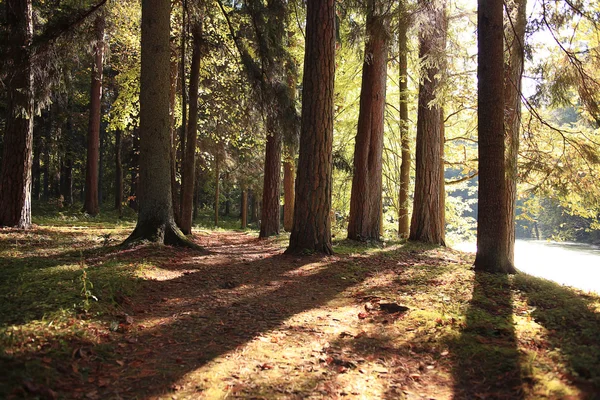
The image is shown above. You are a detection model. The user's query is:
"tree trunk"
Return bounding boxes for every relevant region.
[84,13,105,216]
[180,22,202,234]
[170,38,179,226]
[250,190,259,223]
[177,0,188,224]
[214,154,220,227]
[283,157,295,231]
[123,0,196,248]
[61,114,74,206]
[286,0,335,255]
[398,9,411,238]
[409,1,447,246]
[115,128,123,215]
[474,0,516,273]
[241,187,248,229]
[128,128,140,211]
[347,2,389,242]
[0,0,34,228]
[33,129,41,201]
[259,126,282,237]
[504,0,527,266]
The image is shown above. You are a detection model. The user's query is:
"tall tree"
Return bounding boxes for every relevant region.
[84,12,105,216]
[347,0,390,241]
[114,128,123,215]
[283,152,295,232]
[180,20,203,235]
[504,0,527,265]
[409,0,447,245]
[0,0,34,228]
[397,6,411,239]
[123,0,194,247]
[474,0,516,273]
[217,0,298,239]
[286,0,335,255]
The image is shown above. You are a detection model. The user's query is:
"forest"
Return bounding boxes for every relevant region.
[1,0,600,398]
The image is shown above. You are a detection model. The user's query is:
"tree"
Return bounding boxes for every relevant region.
[0,0,34,229]
[474,0,516,273]
[286,0,335,255]
[217,0,298,239]
[123,0,194,247]
[283,151,295,232]
[180,20,203,235]
[397,5,411,239]
[409,0,447,245]
[84,12,105,216]
[504,0,527,264]
[347,0,390,241]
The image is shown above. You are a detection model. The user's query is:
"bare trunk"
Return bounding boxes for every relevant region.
[504,0,527,265]
[0,0,34,228]
[84,13,105,216]
[215,154,220,227]
[409,1,447,246]
[128,128,140,211]
[241,187,248,229]
[124,0,195,248]
[348,4,389,241]
[180,22,202,234]
[283,158,295,231]
[169,39,179,225]
[115,128,123,215]
[177,0,188,223]
[474,0,515,273]
[286,0,335,255]
[398,11,411,238]
[259,126,282,237]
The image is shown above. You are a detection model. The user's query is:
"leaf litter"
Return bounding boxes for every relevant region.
[1,227,600,399]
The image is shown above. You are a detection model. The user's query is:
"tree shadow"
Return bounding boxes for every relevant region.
[0,231,373,397]
[513,274,600,395]
[449,271,525,399]
[1,231,460,398]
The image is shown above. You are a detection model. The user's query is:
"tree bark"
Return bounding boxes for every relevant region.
[128,128,140,211]
[398,9,411,238]
[214,154,220,227]
[170,38,179,226]
[474,0,516,273]
[283,157,295,231]
[180,22,202,234]
[33,130,41,201]
[177,0,188,224]
[504,0,527,266]
[259,126,282,237]
[347,1,389,242]
[114,128,123,215]
[241,187,248,229]
[84,13,105,216]
[286,0,335,255]
[0,0,34,228]
[123,0,197,248]
[409,1,447,246]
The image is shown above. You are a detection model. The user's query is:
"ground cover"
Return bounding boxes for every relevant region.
[1,218,599,399]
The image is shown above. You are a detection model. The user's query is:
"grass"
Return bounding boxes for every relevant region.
[1,206,599,398]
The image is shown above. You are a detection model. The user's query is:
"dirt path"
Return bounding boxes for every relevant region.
[55,231,461,399]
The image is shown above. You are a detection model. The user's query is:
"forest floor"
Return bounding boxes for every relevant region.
[1,219,600,399]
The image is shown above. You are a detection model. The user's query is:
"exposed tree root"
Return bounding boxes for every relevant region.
[122,220,207,252]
